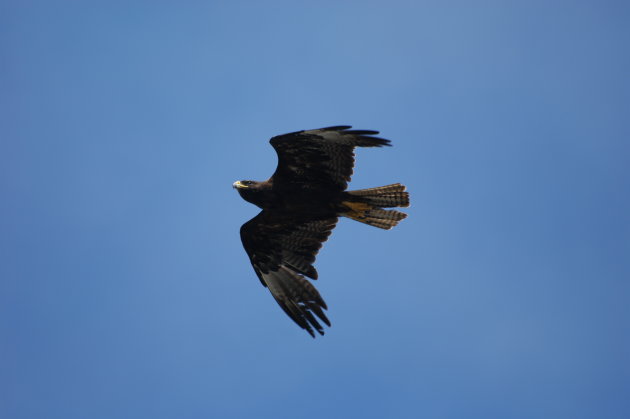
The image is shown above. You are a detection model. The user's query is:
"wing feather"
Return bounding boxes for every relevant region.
[269,126,391,191]
[240,211,337,336]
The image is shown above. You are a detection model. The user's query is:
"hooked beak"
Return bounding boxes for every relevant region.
[233,181,245,189]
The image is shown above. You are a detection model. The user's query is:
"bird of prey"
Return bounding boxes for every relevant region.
[233,126,409,337]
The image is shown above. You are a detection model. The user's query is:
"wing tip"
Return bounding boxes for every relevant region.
[320,125,353,131]
[322,126,392,147]
[270,125,393,148]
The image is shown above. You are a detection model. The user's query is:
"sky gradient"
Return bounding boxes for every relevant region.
[2,1,629,418]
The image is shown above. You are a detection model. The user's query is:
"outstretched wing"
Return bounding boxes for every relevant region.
[240,211,338,337]
[269,126,390,191]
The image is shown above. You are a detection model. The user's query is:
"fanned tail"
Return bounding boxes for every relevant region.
[342,183,409,230]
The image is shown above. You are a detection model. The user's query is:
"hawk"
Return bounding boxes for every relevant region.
[233,126,409,337]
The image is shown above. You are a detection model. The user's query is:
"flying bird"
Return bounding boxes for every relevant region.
[233,126,409,337]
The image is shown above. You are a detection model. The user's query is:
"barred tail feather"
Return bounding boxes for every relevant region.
[342,183,409,230]
[343,208,407,230]
[347,183,409,208]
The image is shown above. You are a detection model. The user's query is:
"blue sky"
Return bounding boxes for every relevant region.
[2,1,629,418]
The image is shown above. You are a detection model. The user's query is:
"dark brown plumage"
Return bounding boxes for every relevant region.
[233,126,409,337]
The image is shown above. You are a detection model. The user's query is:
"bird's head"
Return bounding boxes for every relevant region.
[232,180,257,189]
[233,180,268,207]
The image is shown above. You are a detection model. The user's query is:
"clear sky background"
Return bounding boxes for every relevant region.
[2,1,629,418]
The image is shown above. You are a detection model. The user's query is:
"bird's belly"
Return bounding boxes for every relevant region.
[271,190,339,215]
